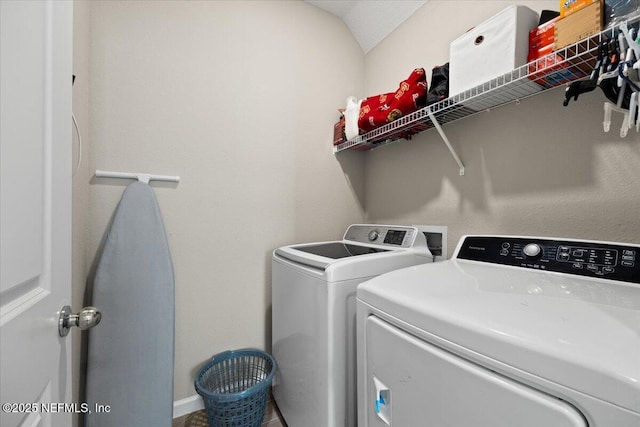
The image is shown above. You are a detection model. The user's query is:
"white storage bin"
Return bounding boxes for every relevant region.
[449,5,539,97]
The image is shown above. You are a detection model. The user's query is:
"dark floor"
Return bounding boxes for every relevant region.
[172,398,286,427]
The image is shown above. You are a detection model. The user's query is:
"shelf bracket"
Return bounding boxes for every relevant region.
[427,110,465,176]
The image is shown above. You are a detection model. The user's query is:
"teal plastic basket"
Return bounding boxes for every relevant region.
[194,349,276,427]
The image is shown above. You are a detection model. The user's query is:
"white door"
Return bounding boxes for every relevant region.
[362,316,588,427]
[0,1,74,426]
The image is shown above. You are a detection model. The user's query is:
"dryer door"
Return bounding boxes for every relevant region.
[362,316,588,427]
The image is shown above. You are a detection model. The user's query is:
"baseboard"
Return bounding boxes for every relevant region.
[173,394,204,419]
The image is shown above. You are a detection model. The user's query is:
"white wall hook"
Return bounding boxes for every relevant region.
[603,102,630,137]
[95,170,180,184]
[628,92,638,130]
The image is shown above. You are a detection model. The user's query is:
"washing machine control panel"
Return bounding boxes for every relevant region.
[457,236,640,284]
[344,225,417,248]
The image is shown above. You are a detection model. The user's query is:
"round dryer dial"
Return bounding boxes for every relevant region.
[368,229,380,241]
[523,243,542,258]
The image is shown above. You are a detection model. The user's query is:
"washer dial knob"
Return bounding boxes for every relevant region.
[368,229,380,241]
[523,243,542,258]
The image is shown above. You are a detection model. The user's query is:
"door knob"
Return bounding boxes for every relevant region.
[58,305,102,337]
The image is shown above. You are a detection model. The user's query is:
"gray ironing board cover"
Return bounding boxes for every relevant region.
[85,182,174,426]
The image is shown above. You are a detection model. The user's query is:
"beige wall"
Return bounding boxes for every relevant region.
[72,0,91,423]
[72,0,640,413]
[76,0,365,402]
[362,1,640,254]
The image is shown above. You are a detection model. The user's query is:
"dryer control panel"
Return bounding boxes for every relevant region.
[457,236,640,284]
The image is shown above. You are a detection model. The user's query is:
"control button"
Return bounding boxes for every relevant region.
[523,243,542,258]
[586,264,599,272]
[559,253,570,261]
[368,230,379,241]
[622,255,636,261]
[500,249,509,256]
[623,249,636,256]
[602,267,615,274]
[572,249,585,258]
[621,260,635,267]
[501,242,510,249]
[558,246,570,253]
[572,262,583,269]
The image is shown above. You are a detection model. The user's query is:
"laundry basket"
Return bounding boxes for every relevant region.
[194,349,277,427]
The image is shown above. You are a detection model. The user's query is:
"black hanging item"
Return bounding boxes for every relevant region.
[563,34,636,110]
[563,80,597,106]
[562,41,606,106]
[563,40,617,107]
[426,63,449,106]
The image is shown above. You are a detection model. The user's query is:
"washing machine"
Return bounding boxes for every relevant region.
[272,224,447,427]
[357,235,640,427]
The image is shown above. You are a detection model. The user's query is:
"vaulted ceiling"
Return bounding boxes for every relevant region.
[305,0,426,53]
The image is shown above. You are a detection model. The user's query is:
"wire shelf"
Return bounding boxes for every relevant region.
[334,14,639,154]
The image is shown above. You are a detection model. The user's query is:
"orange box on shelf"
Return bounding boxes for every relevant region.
[559,0,601,17]
[555,1,602,50]
[528,53,587,88]
[528,15,588,89]
[333,117,345,146]
[528,16,560,62]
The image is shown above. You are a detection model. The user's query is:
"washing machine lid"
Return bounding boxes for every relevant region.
[273,225,435,281]
[275,241,394,270]
[290,242,390,259]
[274,240,427,281]
[358,237,640,413]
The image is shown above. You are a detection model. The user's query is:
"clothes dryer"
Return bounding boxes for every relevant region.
[357,235,640,427]
[272,224,446,427]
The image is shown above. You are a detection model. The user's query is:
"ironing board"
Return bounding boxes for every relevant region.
[85,181,174,426]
